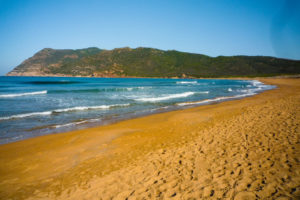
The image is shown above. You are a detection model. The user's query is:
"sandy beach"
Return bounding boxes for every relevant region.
[0,78,299,200]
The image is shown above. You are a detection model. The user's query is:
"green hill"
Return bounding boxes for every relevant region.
[7,47,300,78]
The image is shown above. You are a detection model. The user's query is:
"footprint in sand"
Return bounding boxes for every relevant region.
[234,191,256,200]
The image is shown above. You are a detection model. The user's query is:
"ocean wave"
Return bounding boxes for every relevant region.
[54,121,87,128]
[24,80,83,85]
[0,103,130,121]
[54,118,102,128]
[251,80,262,87]
[48,89,100,94]
[238,81,274,94]
[102,87,152,92]
[228,88,233,92]
[135,91,208,102]
[53,104,129,113]
[249,80,271,89]
[0,111,52,120]
[177,93,254,106]
[137,86,151,89]
[48,87,152,94]
[176,81,198,84]
[0,90,47,98]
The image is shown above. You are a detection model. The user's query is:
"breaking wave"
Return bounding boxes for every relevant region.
[0,90,47,98]
[0,103,130,121]
[48,87,152,94]
[177,93,253,106]
[24,80,83,85]
[176,81,198,84]
[135,91,209,102]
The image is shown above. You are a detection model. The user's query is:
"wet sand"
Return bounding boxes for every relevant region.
[0,78,299,199]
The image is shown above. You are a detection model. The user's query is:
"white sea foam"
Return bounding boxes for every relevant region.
[88,118,102,122]
[251,80,262,86]
[136,92,195,102]
[177,79,275,107]
[0,103,130,121]
[134,86,152,90]
[228,88,233,92]
[55,121,86,128]
[0,111,52,120]
[136,91,208,102]
[176,81,198,84]
[238,89,249,93]
[0,90,47,98]
[235,80,274,96]
[177,93,253,106]
[137,86,152,89]
[55,103,130,113]
[55,118,103,128]
[120,87,151,91]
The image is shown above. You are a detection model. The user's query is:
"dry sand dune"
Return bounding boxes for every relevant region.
[0,78,299,200]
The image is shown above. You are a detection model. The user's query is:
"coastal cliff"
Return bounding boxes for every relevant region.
[7,47,300,77]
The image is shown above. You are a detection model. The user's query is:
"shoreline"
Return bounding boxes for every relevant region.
[0,77,274,145]
[3,74,300,79]
[0,78,299,199]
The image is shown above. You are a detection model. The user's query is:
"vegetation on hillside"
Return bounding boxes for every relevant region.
[8,47,300,77]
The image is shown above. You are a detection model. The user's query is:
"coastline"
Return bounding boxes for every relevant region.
[4,74,300,79]
[0,78,299,199]
[0,76,274,145]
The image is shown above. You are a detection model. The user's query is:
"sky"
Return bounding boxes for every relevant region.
[0,0,299,75]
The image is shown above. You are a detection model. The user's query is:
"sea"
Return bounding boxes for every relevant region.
[0,76,275,144]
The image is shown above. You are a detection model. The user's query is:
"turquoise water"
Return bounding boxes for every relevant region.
[0,77,274,144]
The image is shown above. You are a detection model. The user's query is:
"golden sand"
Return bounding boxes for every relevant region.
[0,78,299,199]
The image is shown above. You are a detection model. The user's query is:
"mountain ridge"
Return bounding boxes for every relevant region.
[7,47,300,78]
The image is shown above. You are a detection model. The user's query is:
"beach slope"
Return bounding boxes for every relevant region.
[0,78,299,199]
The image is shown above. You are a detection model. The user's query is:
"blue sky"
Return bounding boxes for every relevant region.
[0,0,299,75]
